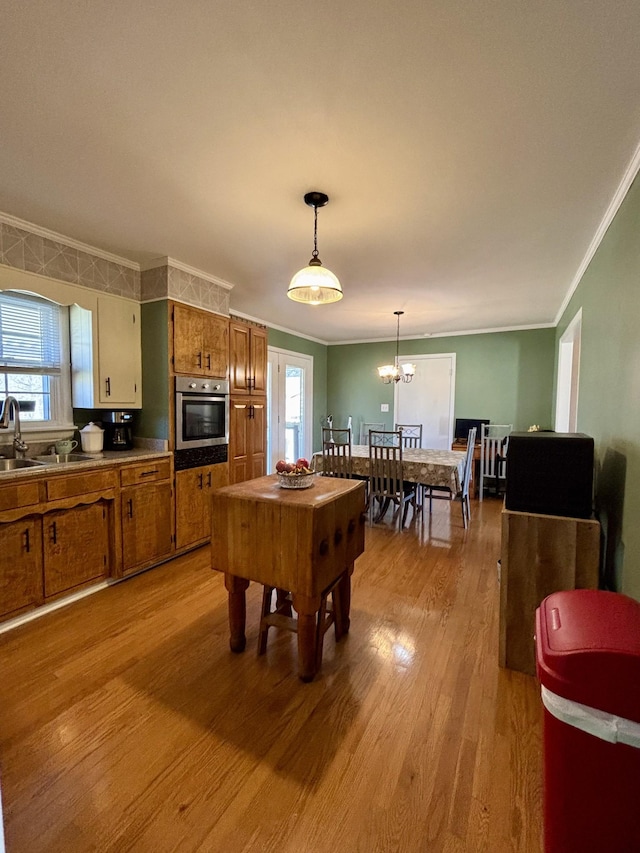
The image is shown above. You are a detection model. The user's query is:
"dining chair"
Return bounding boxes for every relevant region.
[457,426,476,527]
[395,423,423,448]
[321,427,352,478]
[479,423,512,501]
[359,422,385,445]
[368,430,417,529]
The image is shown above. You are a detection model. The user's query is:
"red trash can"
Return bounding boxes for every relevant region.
[536,589,640,853]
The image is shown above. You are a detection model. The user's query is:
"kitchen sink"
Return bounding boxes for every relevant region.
[33,453,98,465]
[0,458,46,471]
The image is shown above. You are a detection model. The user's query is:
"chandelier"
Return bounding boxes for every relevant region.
[378,311,416,384]
[287,191,342,305]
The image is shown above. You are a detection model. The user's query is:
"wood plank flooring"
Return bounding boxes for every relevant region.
[0,496,543,852]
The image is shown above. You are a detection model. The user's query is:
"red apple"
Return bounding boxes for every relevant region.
[275,459,287,473]
[284,462,295,473]
[296,457,309,469]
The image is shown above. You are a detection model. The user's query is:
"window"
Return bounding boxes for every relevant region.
[0,290,73,429]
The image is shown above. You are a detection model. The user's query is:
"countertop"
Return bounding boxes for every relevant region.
[0,448,172,483]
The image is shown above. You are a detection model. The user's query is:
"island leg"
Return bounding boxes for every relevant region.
[225,574,250,652]
[292,593,321,682]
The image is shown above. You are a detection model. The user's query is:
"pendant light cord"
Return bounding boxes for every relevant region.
[312,205,319,261]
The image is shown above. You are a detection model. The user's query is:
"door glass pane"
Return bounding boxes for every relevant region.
[285,365,304,462]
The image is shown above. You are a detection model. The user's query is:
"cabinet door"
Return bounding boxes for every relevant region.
[97,297,141,406]
[229,398,266,484]
[202,313,229,378]
[175,463,229,550]
[249,398,266,479]
[173,303,204,375]
[175,468,209,551]
[122,482,173,571]
[229,322,251,393]
[229,400,250,483]
[0,518,43,618]
[44,503,109,597]
[250,327,267,394]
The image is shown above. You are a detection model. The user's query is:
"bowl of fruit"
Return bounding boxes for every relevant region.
[275,458,315,489]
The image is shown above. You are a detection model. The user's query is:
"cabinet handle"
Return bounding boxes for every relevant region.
[206,353,211,369]
[24,528,30,553]
[207,472,212,488]
[196,351,202,368]
[198,473,204,490]
[252,374,256,390]
[127,498,133,519]
[139,469,159,477]
[105,376,111,396]
[50,521,57,545]
[248,405,254,419]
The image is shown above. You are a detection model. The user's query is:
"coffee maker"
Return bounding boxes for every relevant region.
[102,411,134,450]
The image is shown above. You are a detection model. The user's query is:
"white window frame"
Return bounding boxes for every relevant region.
[0,289,74,444]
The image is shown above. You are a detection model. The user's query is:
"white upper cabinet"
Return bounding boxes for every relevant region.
[71,296,142,409]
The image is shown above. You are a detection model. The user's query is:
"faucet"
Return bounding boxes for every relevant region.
[0,396,29,459]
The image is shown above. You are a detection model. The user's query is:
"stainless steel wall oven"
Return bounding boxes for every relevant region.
[174,376,229,469]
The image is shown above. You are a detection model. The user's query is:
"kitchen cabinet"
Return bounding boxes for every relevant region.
[44,502,110,597]
[175,462,229,551]
[172,302,229,378]
[229,319,267,395]
[120,459,173,574]
[229,396,266,484]
[71,295,142,408]
[0,517,43,618]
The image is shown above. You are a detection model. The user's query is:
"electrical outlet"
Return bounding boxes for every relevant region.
[381,403,389,412]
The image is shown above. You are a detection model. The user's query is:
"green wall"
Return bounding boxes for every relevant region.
[138,301,170,441]
[267,327,328,450]
[556,175,640,599]
[326,328,555,441]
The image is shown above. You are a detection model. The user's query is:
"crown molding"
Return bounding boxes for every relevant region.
[0,211,139,270]
[329,322,555,346]
[554,139,640,325]
[141,256,234,290]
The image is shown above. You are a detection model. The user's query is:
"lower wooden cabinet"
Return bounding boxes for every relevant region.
[230,396,266,484]
[44,502,110,597]
[121,481,173,573]
[0,517,43,618]
[175,463,229,551]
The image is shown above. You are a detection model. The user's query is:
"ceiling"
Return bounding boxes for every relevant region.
[1,2,640,344]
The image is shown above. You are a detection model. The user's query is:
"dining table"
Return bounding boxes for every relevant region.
[313,444,467,496]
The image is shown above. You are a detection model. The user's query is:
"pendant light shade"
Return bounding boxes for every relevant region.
[378,311,416,384]
[288,191,342,305]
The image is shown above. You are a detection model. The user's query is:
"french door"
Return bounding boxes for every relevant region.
[267,348,313,473]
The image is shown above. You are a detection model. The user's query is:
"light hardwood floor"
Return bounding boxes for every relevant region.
[0,496,543,852]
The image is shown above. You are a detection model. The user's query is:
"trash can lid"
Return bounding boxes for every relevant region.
[536,589,640,722]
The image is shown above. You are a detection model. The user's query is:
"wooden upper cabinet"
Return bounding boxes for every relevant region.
[173,303,229,378]
[229,320,267,395]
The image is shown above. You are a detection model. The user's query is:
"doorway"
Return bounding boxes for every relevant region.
[267,347,314,472]
[555,309,582,432]
[394,352,456,449]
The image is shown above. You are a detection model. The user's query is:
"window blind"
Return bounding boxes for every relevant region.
[0,291,62,373]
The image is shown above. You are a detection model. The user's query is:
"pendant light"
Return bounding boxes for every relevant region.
[288,191,342,305]
[378,311,416,384]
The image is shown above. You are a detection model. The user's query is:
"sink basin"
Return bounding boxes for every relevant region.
[0,458,45,471]
[33,453,97,465]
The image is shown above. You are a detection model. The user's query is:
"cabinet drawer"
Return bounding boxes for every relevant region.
[0,480,42,512]
[120,458,171,487]
[46,469,118,501]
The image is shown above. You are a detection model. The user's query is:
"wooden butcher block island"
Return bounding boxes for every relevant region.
[211,474,366,680]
